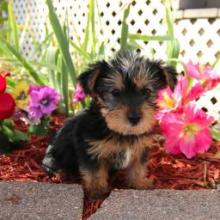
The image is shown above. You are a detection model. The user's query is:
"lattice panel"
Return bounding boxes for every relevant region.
[176,18,220,65]
[12,0,220,121]
[14,0,47,57]
[13,0,168,59]
[195,85,220,122]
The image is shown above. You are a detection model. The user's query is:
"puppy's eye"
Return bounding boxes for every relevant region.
[111,89,120,97]
[141,88,151,97]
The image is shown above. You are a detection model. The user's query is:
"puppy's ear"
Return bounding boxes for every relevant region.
[78,61,109,94]
[161,64,178,90]
[147,60,177,90]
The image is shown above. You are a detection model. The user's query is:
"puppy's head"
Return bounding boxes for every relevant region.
[79,51,177,136]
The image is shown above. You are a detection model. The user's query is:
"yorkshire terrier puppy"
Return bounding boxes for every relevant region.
[42,50,177,199]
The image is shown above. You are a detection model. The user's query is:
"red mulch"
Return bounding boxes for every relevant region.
[0,114,220,219]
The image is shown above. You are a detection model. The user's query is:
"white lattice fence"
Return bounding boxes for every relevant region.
[176,18,220,65]
[12,0,220,121]
[13,0,220,63]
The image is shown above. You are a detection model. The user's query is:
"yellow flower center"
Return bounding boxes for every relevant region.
[160,93,175,108]
[181,123,200,139]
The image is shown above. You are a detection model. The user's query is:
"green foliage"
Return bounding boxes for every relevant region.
[0,0,8,40]
[7,1,19,51]
[0,1,45,85]
[28,117,50,137]
[120,4,130,49]
[1,40,45,85]
[211,128,220,141]
[164,0,180,67]
[1,120,29,143]
[46,0,76,86]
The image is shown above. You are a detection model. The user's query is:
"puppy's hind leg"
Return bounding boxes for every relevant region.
[42,118,78,175]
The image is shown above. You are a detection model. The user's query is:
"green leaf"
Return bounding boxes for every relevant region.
[7,0,19,51]
[6,77,16,88]
[2,124,14,138]
[29,31,53,58]
[164,0,180,67]
[82,4,90,51]
[45,46,59,89]
[0,39,44,85]
[127,39,141,51]
[46,0,76,87]
[61,56,69,116]
[70,40,90,60]
[98,41,105,58]
[89,0,96,53]
[120,4,130,49]
[11,129,29,142]
[129,34,171,41]
[166,38,180,67]
[164,0,174,38]
[28,117,50,136]
[211,128,220,141]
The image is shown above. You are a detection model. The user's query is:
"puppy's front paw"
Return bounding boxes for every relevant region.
[86,186,111,200]
[129,177,154,190]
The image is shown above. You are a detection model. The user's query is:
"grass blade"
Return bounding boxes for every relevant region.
[129,34,171,41]
[61,57,69,116]
[120,4,130,49]
[70,40,90,60]
[46,0,76,86]
[89,0,96,53]
[166,38,180,67]
[82,3,90,51]
[0,39,44,85]
[45,46,59,89]
[211,128,220,141]
[164,0,180,67]
[7,1,19,51]
[164,0,174,38]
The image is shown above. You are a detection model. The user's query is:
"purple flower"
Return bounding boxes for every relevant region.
[28,85,60,122]
[72,84,86,102]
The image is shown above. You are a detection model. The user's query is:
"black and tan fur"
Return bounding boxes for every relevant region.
[42,50,177,199]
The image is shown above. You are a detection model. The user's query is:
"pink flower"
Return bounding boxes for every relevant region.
[175,76,204,105]
[73,84,86,102]
[157,87,176,109]
[156,86,178,121]
[156,76,203,120]
[186,61,220,91]
[161,105,214,159]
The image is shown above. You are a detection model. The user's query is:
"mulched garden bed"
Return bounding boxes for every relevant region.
[0,114,219,219]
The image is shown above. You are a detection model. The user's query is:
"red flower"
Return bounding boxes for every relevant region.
[0,93,15,120]
[0,74,7,93]
[0,72,15,120]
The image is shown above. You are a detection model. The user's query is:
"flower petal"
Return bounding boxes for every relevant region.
[0,75,6,93]
[186,61,201,79]
[0,93,15,120]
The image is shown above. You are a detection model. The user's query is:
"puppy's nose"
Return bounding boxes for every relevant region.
[128,112,141,125]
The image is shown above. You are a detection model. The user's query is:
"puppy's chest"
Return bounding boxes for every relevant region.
[87,135,153,169]
[108,148,132,169]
